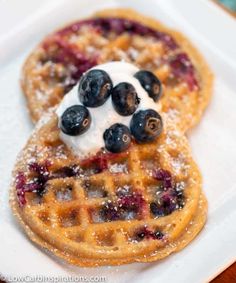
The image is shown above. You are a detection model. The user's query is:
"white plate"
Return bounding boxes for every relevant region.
[0,0,236,282]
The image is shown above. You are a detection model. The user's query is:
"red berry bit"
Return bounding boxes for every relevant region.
[80,151,128,175]
[99,191,147,222]
[43,18,195,94]
[118,192,146,215]
[15,161,51,206]
[151,169,185,217]
[153,168,173,188]
[80,154,109,175]
[15,172,27,206]
[28,161,51,195]
[90,18,178,50]
[15,161,84,206]
[51,165,79,178]
[42,36,97,91]
[99,202,120,222]
[57,17,178,50]
[15,172,44,207]
[45,18,200,95]
[169,53,199,91]
[135,226,164,241]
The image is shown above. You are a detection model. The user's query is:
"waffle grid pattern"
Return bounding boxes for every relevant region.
[10,115,204,265]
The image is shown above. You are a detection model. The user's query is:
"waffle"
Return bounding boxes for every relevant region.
[10,112,207,266]
[21,8,213,132]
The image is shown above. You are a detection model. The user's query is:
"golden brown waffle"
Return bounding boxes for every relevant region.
[21,9,213,132]
[10,112,207,266]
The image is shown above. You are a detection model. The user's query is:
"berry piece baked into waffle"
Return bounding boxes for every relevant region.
[11,62,207,266]
[21,8,213,132]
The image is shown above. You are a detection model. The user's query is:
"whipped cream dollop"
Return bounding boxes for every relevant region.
[56,61,161,157]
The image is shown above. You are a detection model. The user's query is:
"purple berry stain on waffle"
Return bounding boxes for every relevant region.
[42,17,199,92]
[15,161,79,206]
[58,18,178,50]
[80,151,128,174]
[15,161,51,206]
[150,168,185,217]
[100,191,147,222]
[135,226,164,241]
[169,53,198,91]
[43,37,98,91]
[52,165,79,178]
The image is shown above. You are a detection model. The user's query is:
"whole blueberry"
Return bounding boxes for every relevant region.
[79,69,113,107]
[59,105,91,136]
[134,70,162,102]
[103,123,131,153]
[130,109,163,143]
[112,82,140,116]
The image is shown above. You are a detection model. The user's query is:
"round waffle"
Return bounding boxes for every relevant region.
[10,112,207,266]
[21,8,213,132]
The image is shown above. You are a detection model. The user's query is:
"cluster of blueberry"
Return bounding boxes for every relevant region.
[59,69,163,153]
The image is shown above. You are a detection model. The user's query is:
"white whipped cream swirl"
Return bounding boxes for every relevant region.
[56,61,161,157]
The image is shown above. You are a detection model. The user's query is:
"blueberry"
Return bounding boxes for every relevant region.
[100,202,120,221]
[60,105,91,136]
[78,69,113,107]
[112,82,140,116]
[154,230,164,240]
[134,70,162,102]
[130,109,163,143]
[150,202,163,217]
[103,123,131,153]
[136,231,146,240]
